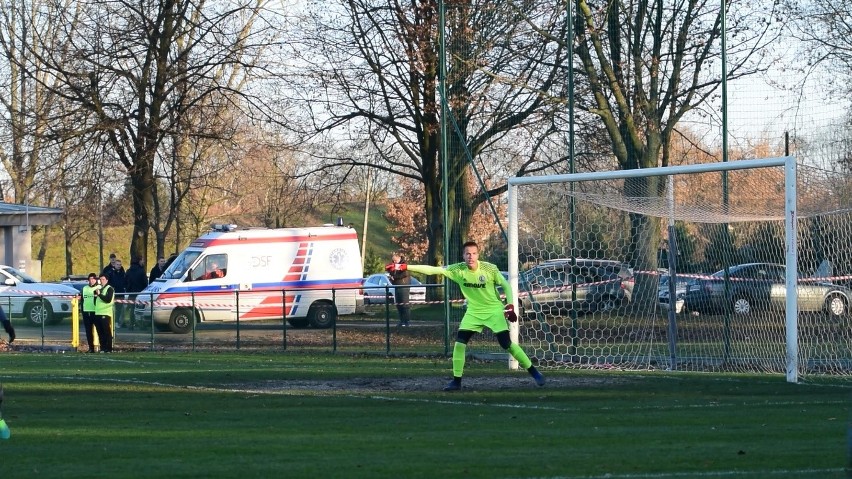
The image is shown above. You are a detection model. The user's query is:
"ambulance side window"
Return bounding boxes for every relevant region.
[190,254,228,281]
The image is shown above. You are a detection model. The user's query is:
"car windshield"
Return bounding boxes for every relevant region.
[162,251,201,280]
[1,266,38,283]
[711,267,741,278]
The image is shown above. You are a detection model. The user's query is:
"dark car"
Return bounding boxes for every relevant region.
[518,258,632,318]
[56,275,89,294]
[683,263,851,318]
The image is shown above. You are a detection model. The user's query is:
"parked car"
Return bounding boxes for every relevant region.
[657,273,690,314]
[362,274,426,305]
[0,265,80,325]
[682,263,852,317]
[56,274,89,294]
[518,258,632,318]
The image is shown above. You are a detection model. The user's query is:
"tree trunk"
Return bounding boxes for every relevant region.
[129,153,156,263]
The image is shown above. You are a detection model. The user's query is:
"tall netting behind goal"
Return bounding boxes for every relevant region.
[507,158,852,379]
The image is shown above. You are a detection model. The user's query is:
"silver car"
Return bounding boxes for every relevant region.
[518,259,631,318]
[683,263,852,317]
[362,274,426,305]
[0,265,79,325]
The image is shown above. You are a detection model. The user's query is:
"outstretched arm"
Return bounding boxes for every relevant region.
[405,265,447,277]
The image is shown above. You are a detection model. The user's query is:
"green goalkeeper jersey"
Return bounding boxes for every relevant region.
[407,262,513,318]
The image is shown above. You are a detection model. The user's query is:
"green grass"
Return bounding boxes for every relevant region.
[0,351,849,478]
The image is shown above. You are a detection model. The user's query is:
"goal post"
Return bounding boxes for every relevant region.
[507,157,810,382]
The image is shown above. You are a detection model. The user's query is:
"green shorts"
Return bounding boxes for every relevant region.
[459,308,508,334]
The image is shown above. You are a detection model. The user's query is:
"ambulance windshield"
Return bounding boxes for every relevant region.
[162,251,201,280]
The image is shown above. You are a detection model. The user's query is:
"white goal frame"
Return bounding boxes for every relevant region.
[507,157,800,383]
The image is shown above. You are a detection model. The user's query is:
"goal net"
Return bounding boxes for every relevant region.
[507,157,852,381]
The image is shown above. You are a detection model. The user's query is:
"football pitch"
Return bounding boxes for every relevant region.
[0,351,849,479]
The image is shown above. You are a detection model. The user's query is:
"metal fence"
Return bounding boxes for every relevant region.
[2,284,460,356]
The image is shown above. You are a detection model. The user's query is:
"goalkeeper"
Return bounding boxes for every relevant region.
[386,240,545,391]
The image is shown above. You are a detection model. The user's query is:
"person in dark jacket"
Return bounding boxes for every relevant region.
[126,257,147,294]
[102,257,128,327]
[149,256,167,284]
[388,252,412,327]
[126,256,148,329]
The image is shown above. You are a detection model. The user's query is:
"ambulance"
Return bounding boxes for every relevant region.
[134,223,364,333]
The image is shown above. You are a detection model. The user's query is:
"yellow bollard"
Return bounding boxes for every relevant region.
[71,297,79,349]
[72,298,101,352]
[93,320,100,352]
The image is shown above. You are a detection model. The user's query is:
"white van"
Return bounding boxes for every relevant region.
[134,223,364,333]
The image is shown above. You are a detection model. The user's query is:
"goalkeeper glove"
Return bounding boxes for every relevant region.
[504,304,518,323]
[385,262,407,272]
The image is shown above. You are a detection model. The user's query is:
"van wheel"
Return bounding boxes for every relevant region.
[287,318,309,328]
[169,308,195,334]
[26,300,55,326]
[308,303,336,329]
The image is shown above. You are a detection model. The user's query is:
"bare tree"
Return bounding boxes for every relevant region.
[287,0,575,265]
[572,0,780,299]
[25,0,286,263]
[55,139,105,275]
[236,143,317,228]
[0,1,87,202]
[784,0,852,175]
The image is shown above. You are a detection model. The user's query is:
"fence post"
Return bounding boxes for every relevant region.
[332,288,337,353]
[40,296,46,350]
[384,285,391,355]
[235,289,241,350]
[191,291,197,352]
[146,292,154,350]
[279,288,285,350]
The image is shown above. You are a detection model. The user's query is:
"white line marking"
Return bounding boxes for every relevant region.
[511,468,844,478]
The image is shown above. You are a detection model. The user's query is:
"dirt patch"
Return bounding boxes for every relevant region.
[233,374,611,394]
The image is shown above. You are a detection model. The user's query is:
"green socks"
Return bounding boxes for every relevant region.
[508,343,533,369]
[452,341,467,377]
[454,342,533,377]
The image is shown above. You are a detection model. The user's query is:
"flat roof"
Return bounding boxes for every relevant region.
[0,202,63,226]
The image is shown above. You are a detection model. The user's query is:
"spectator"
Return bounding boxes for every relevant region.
[93,273,114,353]
[388,252,412,327]
[81,273,99,352]
[126,256,147,329]
[164,252,178,270]
[126,256,147,294]
[149,256,167,284]
[103,258,128,328]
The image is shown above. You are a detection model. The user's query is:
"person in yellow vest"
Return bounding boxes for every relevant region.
[93,273,115,353]
[81,273,100,353]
